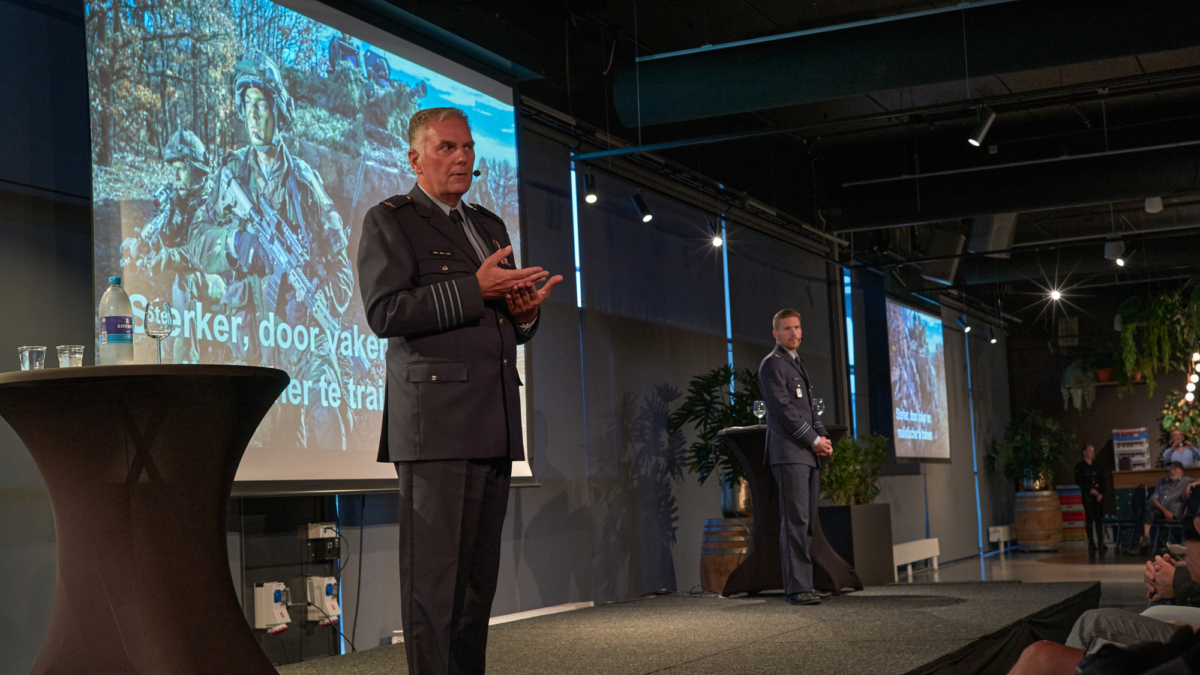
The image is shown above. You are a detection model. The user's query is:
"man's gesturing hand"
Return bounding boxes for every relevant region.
[477,246,547,300]
[507,275,563,324]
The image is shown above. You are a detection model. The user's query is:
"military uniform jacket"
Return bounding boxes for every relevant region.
[758,344,827,466]
[357,185,534,463]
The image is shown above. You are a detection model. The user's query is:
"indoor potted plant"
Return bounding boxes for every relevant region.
[667,364,760,516]
[817,434,894,585]
[986,411,1077,551]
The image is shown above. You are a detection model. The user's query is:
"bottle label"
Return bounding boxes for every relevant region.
[101,316,134,344]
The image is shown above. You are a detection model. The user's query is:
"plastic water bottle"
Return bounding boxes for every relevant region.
[99,276,134,365]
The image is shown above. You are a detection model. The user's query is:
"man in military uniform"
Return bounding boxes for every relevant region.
[357,107,560,675]
[758,309,833,606]
[120,129,227,363]
[189,49,354,450]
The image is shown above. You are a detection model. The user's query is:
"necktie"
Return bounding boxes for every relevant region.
[449,208,488,262]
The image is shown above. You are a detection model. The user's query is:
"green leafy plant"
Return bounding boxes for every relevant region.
[667,365,760,485]
[820,434,889,506]
[985,411,1077,487]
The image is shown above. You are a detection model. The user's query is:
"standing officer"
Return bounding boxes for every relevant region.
[758,309,833,606]
[356,107,561,674]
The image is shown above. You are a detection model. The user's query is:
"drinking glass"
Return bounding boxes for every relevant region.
[57,345,85,368]
[18,346,46,371]
[814,398,826,417]
[145,300,174,364]
[752,400,766,425]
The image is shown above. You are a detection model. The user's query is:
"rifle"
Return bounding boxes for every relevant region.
[215,166,371,377]
[140,183,175,241]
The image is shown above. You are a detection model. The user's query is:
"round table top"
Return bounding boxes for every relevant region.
[0,364,290,388]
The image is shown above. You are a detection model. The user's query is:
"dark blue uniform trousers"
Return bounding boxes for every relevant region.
[771,462,819,595]
[396,458,511,675]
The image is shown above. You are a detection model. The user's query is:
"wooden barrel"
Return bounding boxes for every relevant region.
[1015,490,1063,551]
[700,518,751,593]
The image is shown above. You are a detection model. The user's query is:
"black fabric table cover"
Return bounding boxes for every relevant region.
[0,365,288,674]
[717,424,863,596]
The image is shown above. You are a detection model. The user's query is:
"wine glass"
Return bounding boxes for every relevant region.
[145,300,174,364]
[813,398,826,417]
[752,400,766,425]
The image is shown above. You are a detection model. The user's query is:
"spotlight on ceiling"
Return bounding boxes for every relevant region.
[956,314,971,333]
[706,221,723,247]
[1050,289,1062,301]
[584,174,598,204]
[1145,196,1164,214]
[968,107,997,147]
[632,193,653,223]
[988,326,998,344]
[1104,236,1125,264]
[713,234,723,247]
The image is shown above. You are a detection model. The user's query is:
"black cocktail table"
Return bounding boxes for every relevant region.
[0,365,288,674]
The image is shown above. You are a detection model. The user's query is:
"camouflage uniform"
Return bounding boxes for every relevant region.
[120,130,228,363]
[189,50,354,450]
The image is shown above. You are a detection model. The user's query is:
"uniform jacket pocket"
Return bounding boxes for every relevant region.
[406,362,468,383]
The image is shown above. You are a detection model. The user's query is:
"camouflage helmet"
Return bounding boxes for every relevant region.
[231,49,295,132]
[163,130,210,175]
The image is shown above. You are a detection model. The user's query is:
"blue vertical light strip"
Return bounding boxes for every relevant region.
[335,495,344,655]
[569,162,583,309]
[842,270,858,438]
[721,220,734,391]
[965,329,985,555]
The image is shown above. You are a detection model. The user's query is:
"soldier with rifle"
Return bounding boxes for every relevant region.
[120,129,227,363]
[189,49,354,451]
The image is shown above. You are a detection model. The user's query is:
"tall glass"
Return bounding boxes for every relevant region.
[145,300,173,364]
[752,400,766,425]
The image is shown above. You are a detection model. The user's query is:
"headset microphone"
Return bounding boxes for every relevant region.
[472,170,481,177]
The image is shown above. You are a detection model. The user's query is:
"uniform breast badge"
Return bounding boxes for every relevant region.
[796,385,804,398]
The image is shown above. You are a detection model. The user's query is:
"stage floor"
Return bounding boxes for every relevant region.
[277,581,1098,675]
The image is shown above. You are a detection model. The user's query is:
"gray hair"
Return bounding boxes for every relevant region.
[408,107,470,156]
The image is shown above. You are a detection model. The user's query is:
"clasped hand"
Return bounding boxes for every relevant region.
[814,436,833,457]
[476,246,562,323]
[1146,554,1177,602]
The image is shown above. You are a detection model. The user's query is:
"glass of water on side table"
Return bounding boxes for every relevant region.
[813,398,826,418]
[752,400,766,425]
[18,347,46,371]
[145,300,174,364]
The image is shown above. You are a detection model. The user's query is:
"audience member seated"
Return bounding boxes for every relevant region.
[1163,430,1199,468]
[1007,492,1200,675]
[1135,462,1189,554]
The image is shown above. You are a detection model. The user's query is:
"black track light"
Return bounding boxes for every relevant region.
[956,314,971,333]
[968,108,996,147]
[632,193,653,223]
[988,326,998,344]
[584,174,598,204]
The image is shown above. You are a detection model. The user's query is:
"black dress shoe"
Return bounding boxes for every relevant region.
[787,591,823,605]
[812,589,833,599]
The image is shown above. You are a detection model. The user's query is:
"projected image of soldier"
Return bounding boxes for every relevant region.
[190,49,354,451]
[328,31,361,76]
[119,129,228,364]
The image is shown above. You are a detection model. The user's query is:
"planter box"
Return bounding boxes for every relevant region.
[818,503,894,586]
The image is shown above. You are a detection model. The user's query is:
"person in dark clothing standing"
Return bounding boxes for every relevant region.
[1075,444,1107,552]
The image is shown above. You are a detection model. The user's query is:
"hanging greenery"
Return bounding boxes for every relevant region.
[1115,282,1200,397]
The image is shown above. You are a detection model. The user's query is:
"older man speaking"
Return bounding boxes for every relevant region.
[357,107,561,675]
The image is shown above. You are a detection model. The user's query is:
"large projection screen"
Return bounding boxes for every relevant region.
[85,0,533,490]
[886,300,951,461]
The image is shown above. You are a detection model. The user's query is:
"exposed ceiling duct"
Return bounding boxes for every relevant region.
[612,0,1200,126]
[834,142,1200,232]
[958,232,1200,286]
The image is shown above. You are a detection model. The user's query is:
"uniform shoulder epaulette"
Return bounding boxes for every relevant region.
[381,195,415,211]
[468,202,503,224]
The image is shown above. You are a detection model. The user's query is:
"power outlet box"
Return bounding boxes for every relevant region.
[253,582,291,634]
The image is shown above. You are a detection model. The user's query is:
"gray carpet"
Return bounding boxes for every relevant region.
[277,581,1098,675]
